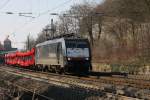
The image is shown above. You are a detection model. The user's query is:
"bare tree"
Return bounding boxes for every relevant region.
[32,0,150,64]
[58,3,96,45]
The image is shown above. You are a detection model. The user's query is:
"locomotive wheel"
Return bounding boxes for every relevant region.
[55,65,61,74]
[44,66,48,72]
[37,65,42,71]
[63,67,69,74]
[62,68,66,74]
[58,68,64,74]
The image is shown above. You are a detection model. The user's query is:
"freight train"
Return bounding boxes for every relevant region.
[4,35,92,74]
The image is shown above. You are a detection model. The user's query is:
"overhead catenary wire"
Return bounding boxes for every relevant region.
[0,0,73,35]
[37,0,72,17]
[0,0,11,10]
[12,0,73,34]
[0,0,72,49]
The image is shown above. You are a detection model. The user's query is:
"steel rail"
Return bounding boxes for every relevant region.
[0,65,150,99]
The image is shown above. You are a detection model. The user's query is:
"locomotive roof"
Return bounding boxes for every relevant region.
[64,38,88,41]
[36,37,88,47]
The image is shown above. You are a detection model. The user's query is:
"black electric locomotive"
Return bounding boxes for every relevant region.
[35,35,92,73]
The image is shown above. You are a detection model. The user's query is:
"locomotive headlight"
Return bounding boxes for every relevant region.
[85,58,89,60]
[68,57,71,60]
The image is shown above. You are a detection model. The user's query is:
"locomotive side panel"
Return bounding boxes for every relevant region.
[35,39,65,67]
[35,41,64,67]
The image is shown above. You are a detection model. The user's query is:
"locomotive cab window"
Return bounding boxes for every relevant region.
[77,42,88,48]
[65,39,90,58]
[65,41,89,48]
[66,42,76,48]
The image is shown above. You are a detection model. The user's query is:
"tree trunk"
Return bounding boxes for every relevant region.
[98,17,102,40]
[144,0,150,12]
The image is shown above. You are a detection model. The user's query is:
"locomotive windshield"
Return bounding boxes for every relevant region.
[65,39,90,58]
[65,41,89,48]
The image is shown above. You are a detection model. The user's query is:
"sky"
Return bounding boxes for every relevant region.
[0,0,102,49]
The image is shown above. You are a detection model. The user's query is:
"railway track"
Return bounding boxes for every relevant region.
[0,65,150,99]
[127,74,150,81]
[1,65,150,89]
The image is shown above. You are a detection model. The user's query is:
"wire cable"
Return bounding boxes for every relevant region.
[37,0,72,18]
[12,0,73,34]
[0,0,11,10]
